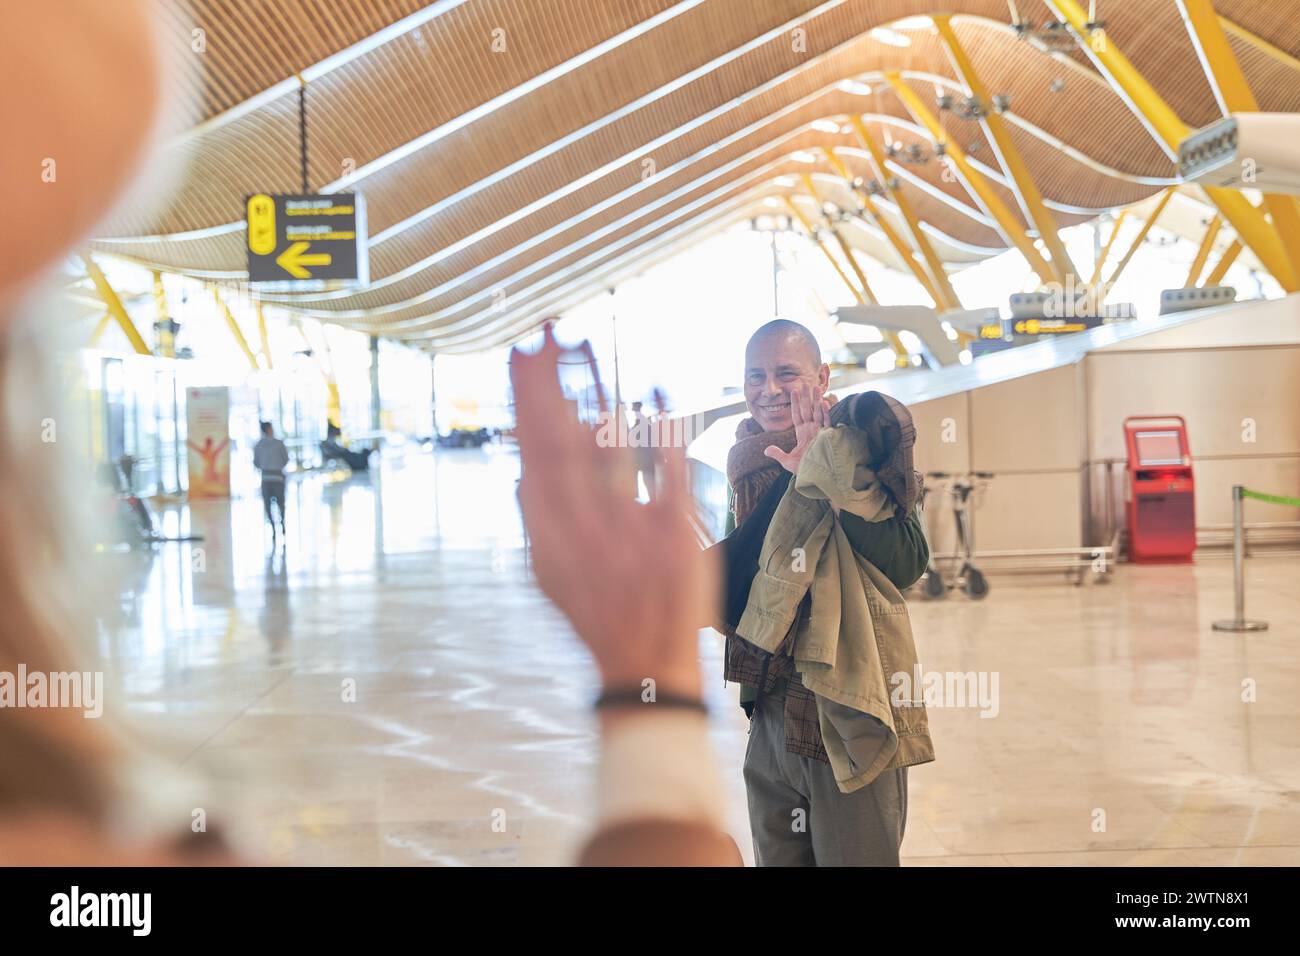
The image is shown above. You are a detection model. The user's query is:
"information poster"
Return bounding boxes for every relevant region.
[186,387,231,498]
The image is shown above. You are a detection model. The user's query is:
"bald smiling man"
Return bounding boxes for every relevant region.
[716,319,933,866]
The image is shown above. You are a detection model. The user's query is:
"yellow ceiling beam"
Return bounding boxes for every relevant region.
[817,149,945,308]
[1179,1,1256,112]
[1043,0,1297,292]
[884,71,1056,286]
[1184,214,1222,287]
[1218,16,1300,74]
[1177,0,1300,280]
[80,253,152,356]
[847,115,962,313]
[932,15,1077,287]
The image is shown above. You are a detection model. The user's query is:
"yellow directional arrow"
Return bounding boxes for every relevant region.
[276,241,332,279]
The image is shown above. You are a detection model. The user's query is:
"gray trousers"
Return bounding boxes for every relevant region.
[744,694,907,866]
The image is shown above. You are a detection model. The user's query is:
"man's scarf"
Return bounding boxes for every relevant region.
[725,391,921,528]
[726,418,794,526]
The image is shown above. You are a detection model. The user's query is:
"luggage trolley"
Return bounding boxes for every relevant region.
[916,471,995,599]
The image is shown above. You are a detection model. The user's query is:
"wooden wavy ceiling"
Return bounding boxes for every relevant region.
[88,0,1300,350]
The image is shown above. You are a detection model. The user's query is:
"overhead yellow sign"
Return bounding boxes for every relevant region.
[1013,318,1092,335]
[245,193,368,288]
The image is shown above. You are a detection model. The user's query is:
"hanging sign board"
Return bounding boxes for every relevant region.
[246,193,368,290]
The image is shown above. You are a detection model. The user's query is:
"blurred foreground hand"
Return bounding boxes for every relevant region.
[510,326,718,703]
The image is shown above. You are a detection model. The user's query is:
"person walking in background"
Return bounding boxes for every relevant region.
[254,421,289,540]
[630,400,658,500]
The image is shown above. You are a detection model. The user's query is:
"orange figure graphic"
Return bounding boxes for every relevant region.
[187,436,230,483]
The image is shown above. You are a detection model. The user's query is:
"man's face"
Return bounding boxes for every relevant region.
[743,333,829,432]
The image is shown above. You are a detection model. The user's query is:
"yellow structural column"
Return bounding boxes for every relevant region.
[1185,214,1223,287]
[1088,209,1128,290]
[325,382,342,430]
[799,173,884,309]
[151,270,175,358]
[87,312,112,348]
[294,317,342,429]
[827,228,880,306]
[819,148,946,309]
[932,15,1077,286]
[783,194,875,305]
[784,191,910,364]
[1042,0,1297,292]
[1204,237,1243,286]
[80,253,152,356]
[256,301,274,370]
[211,287,261,372]
[1098,188,1175,301]
[884,71,1056,286]
[847,116,962,312]
[1177,0,1300,280]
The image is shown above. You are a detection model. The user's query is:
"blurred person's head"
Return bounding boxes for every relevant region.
[260,421,274,437]
[0,2,167,316]
[742,319,829,433]
[0,0,170,827]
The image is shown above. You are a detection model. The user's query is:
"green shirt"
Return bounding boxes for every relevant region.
[837,508,929,592]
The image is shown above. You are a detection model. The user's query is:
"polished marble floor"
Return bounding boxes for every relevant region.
[103,445,1300,865]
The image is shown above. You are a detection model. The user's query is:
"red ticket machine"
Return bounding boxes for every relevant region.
[1124,416,1196,563]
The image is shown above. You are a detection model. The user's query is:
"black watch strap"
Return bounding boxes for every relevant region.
[594,687,707,714]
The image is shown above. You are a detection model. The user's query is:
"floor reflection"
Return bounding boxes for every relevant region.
[101,443,1300,866]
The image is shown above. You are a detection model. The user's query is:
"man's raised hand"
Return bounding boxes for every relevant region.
[764,383,829,474]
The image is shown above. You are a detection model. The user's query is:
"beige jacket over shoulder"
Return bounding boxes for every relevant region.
[735,424,935,793]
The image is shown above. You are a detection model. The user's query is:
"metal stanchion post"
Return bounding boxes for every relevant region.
[1213,484,1268,632]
